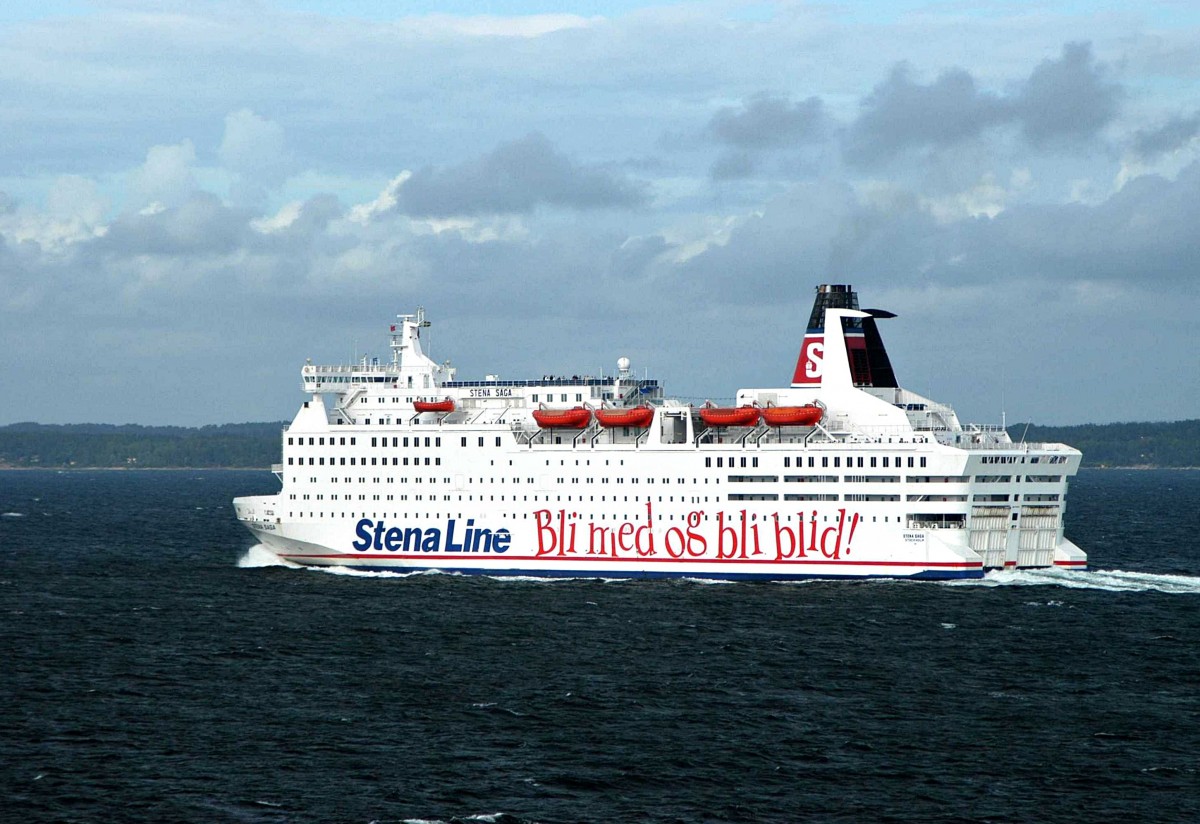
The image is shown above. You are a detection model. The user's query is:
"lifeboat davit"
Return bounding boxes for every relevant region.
[414,398,455,413]
[595,405,654,428]
[761,404,823,427]
[699,405,761,427]
[533,406,593,429]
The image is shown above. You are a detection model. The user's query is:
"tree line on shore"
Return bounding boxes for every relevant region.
[0,419,1196,469]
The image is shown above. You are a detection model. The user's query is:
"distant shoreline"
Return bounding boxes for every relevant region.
[0,465,272,471]
[3,419,1197,469]
[2,465,1196,471]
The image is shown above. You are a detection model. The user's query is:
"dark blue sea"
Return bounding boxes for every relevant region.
[2,468,1198,824]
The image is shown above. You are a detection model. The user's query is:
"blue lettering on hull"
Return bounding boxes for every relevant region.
[352,517,511,554]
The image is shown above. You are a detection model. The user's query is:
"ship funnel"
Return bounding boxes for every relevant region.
[791,284,898,388]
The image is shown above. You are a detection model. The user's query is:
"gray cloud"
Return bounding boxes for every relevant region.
[845,64,1008,165]
[710,151,758,180]
[1133,112,1200,160]
[98,193,249,257]
[1,5,1196,426]
[1016,42,1120,145]
[846,42,1119,165]
[394,133,648,217]
[707,94,826,149]
[607,234,674,280]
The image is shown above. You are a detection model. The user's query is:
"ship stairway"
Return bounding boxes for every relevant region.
[589,422,650,449]
[692,421,768,448]
[617,383,647,405]
[575,421,602,448]
[512,421,540,446]
[334,387,366,424]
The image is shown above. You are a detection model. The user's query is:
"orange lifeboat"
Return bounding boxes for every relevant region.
[595,405,654,428]
[699,405,761,427]
[414,398,455,413]
[533,406,592,429]
[761,404,823,427]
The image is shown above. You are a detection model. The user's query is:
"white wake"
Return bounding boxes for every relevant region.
[234,547,1200,594]
[236,544,302,568]
[946,567,1200,594]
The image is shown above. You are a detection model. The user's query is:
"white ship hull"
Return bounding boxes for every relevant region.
[234,286,1087,580]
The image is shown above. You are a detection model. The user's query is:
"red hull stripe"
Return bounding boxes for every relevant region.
[279,552,982,569]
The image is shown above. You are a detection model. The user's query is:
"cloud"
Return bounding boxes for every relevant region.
[98,192,247,257]
[128,141,198,210]
[1016,42,1120,145]
[845,64,1008,165]
[388,133,648,217]
[845,42,1119,165]
[1132,112,1200,160]
[710,151,758,181]
[1,6,1197,425]
[607,234,674,280]
[707,94,826,149]
[218,109,291,207]
[251,194,342,240]
[0,176,109,251]
[348,172,411,224]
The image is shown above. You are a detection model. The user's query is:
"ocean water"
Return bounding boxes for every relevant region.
[1,468,1198,823]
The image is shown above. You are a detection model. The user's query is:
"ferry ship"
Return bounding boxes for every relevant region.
[233,284,1086,580]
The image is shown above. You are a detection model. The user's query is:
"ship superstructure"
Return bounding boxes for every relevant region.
[234,285,1086,579]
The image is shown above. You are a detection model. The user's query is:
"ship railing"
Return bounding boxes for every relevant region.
[960,423,1007,433]
[304,363,395,375]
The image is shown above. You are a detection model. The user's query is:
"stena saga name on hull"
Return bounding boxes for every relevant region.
[233,284,1087,580]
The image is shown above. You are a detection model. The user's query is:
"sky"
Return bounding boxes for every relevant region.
[1,0,1198,427]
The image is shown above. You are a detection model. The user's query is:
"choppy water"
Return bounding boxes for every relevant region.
[2,468,1198,823]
